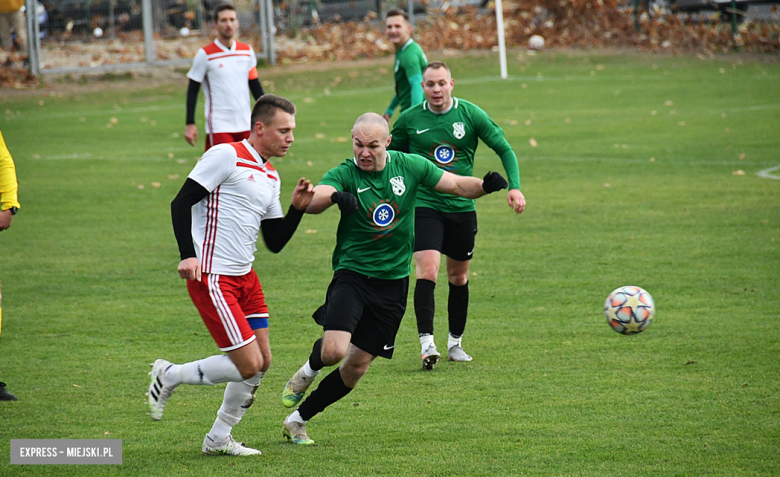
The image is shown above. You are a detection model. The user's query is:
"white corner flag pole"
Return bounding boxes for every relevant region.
[495,0,508,79]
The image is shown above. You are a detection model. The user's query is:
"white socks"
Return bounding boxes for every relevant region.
[208,371,265,443]
[286,410,305,425]
[420,335,435,354]
[420,334,464,353]
[301,361,320,379]
[447,333,462,350]
[165,355,244,386]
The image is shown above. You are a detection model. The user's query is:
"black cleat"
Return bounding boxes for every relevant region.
[0,382,18,401]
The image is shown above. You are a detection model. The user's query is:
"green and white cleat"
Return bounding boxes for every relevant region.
[146,359,177,421]
[202,434,262,456]
[422,344,441,370]
[283,417,315,445]
[282,367,316,408]
[447,345,473,362]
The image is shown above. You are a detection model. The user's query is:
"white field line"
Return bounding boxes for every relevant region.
[756,165,780,180]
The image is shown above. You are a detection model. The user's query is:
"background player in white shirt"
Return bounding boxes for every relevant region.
[185,3,265,151]
[148,95,314,456]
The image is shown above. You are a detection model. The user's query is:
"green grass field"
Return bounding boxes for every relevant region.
[0,49,778,476]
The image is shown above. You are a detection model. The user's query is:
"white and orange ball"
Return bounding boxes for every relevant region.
[604,286,655,335]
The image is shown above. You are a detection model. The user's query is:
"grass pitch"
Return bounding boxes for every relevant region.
[0,50,778,476]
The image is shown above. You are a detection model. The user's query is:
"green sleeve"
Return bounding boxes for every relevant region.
[388,113,409,152]
[473,107,521,190]
[385,96,400,117]
[319,164,348,191]
[410,153,444,189]
[408,74,423,107]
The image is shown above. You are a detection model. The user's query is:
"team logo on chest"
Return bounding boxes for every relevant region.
[434,144,456,165]
[390,176,406,196]
[373,203,395,227]
[367,200,400,239]
[452,122,466,139]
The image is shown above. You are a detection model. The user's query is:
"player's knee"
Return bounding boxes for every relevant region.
[237,357,264,379]
[320,346,347,366]
[448,273,468,286]
[260,350,272,373]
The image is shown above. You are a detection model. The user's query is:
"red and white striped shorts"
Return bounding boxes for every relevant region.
[187,270,268,352]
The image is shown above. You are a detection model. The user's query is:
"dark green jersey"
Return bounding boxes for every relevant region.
[390,39,428,113]
[389,98,521,213]
[319,150,444,280]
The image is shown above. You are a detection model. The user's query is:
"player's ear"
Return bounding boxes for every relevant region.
[386,134,392,147]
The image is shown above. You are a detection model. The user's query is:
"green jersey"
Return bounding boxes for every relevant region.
[385,39,428,116]
[389,97,521,213]
[319,150,444,280]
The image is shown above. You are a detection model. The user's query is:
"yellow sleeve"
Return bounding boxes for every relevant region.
[0,130,20,212]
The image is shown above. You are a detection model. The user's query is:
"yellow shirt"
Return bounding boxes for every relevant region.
[0,130,20,212]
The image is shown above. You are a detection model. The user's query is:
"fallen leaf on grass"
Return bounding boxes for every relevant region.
[529,138,538,147]
[732,170,745,175]
[738,153,746,160]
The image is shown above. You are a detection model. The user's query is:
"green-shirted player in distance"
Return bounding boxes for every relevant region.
[280,112,508,445]
[388,61,526,370]
[382,9,428,123]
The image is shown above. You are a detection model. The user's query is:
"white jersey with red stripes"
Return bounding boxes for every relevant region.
[187,39,258,134]
[188,139,283,276]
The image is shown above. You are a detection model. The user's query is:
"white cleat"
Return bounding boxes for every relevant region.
[202,434,262,456]
[447,345,473,362]
[146,359,177,421]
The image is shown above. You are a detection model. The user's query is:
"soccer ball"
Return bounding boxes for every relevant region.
[93,27,103,38]
[528,35,545,51]
[604,286,655,335]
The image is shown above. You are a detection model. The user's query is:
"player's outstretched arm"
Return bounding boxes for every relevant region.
[434,171,507,199]
[261,178,314,254]
[305,184,337,214]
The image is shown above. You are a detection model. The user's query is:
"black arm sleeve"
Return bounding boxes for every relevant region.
[260,205,306,254]
[171,178,209,260]
[186,79,201,125]
[249,78,265,101]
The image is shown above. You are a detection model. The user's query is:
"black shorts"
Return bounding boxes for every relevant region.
[312,269,409,359]
[414,207,478,261]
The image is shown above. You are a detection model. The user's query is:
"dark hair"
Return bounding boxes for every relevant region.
[214,3,236,19]
[385,8,409,21]
[423,61,450,75]
[251,94,296,127]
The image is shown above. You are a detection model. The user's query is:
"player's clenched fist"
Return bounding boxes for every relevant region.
[330,191,358,215]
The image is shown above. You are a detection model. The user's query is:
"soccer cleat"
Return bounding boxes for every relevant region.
[282,367,316,408]
[146,359,177,421]
[202,434,262,456]
[0,382,18,401]
[421,344,441,370]
[283,417,315,445]
[447,345,473,362]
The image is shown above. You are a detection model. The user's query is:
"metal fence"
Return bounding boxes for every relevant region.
[24,0,275,74]
[13,0,780,75]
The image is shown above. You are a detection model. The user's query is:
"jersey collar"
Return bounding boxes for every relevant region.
[423,97,457,114]
[215,38,236,52]
[400,38,414,52]
[242,139,267,165]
